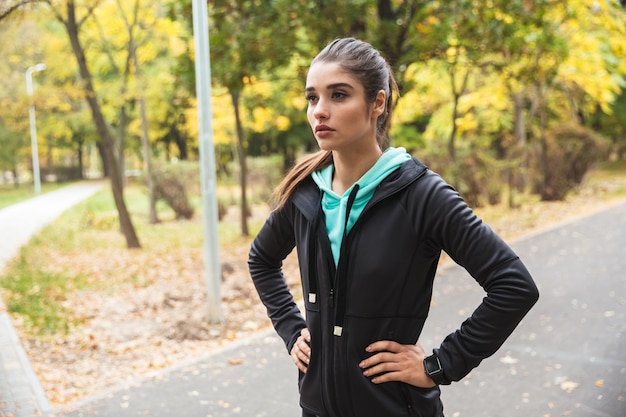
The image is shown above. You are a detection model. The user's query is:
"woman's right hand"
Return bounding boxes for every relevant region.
[291,328,311,373]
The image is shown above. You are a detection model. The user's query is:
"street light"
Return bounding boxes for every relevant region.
[191,0,222,324]
[25,63,46,195]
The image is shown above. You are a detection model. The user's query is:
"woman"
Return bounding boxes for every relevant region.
[248,37,539,417]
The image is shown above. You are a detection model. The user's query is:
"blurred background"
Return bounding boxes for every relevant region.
[0,0,625,409]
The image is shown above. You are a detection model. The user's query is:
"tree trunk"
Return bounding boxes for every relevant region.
[62,0,140,248]
[46,137,53,169]
[96,141,109,177]
[77,139,84,179]
[534,83,550,200]
[509,91,529,206]
[12,166,19,188]
[174,126,188,160]
[132,48,158,224]
[117,104,129,190]
[230,89,249,237]
[512,92,527,146]
[446,66,471,162]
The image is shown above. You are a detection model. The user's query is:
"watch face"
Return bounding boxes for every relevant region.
[424,356,442,374]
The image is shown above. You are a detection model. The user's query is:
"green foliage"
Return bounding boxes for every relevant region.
[1,0,625,215]
[208,0,300,91]
[0,123,23,174]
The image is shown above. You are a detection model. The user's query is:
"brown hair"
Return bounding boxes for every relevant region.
[272,38,398,210]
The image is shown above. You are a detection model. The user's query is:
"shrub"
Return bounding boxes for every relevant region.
[533,124,610,201]
[424,148,509,208]
[151,162,199,219]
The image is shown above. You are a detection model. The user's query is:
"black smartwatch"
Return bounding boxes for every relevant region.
[423,354,445,385]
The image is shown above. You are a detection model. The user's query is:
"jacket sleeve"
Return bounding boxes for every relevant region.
[423,173,539,384]
[248,203,307,354]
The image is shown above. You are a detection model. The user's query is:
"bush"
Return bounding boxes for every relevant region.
[533,124,610,201]
[424,148,509,208]
[40,166,82,182]
[152,162,199,219]
[227,155,285,205]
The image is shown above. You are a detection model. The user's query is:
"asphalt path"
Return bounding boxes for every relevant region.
[0,181,107,271]
[0,181,106,417]
[46,200,626,417]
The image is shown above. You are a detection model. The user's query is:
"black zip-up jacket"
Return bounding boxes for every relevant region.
[248,158,539,417]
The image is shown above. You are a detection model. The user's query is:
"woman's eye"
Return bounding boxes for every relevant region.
[306,95,318,103]
[331,91,348,100]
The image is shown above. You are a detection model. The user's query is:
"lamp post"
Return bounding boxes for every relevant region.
[191,0,222,323]
[26,63,46,195]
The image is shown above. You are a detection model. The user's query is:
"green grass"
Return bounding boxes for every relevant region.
[0,182,68,210]
[0,183,266,336]
[1,251,88,335]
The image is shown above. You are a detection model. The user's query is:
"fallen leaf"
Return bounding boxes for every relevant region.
[560,380,579,393]
[500,354,518,364]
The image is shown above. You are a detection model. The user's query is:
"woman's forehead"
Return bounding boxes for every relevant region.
[306,62,359,89]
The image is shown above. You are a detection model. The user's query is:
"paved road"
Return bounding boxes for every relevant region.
[47,200,626,417]
[0,181,106,417]
[0,181,107,271]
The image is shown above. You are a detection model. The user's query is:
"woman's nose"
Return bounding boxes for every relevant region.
[313,98,329,120]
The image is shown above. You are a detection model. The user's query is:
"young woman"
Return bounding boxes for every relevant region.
[248,37,539,417]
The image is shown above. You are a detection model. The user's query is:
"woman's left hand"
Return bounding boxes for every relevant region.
[359,340,436,388]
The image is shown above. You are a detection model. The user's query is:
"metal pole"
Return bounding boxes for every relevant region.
[25,63,46,195]
[191,0,222,323]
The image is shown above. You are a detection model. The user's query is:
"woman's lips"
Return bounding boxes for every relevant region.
[315,125,334,137]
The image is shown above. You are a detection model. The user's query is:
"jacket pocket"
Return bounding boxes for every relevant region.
[401,384,444,417]
[298,310,324,414]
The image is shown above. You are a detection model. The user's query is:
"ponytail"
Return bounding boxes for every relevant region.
[271,150,333,210]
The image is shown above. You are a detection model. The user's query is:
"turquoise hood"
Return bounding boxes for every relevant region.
[311,147,411,266]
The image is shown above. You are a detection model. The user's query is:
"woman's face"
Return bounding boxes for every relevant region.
[305,62,385,154]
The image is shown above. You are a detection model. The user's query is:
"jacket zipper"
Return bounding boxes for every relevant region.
[312,161,428,416]
[331,184,359,337]
[321,185,360,417]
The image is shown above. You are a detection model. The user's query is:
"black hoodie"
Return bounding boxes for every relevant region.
[248,158,539,417]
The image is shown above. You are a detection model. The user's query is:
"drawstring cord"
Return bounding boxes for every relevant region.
[307,194,323,304]
[333,184,360,336]
[306,183,360,338]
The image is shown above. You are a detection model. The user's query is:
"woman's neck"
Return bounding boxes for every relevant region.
[331,146,382,195]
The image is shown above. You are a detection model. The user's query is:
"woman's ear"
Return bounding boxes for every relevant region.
[371,90,387,119]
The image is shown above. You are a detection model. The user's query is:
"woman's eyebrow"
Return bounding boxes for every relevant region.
[305,82,355,93]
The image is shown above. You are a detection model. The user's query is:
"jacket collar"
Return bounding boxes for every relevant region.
[290,157,428,220]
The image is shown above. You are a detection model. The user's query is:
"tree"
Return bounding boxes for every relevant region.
[207,0,299,236]
[111,0,159,223]
[1,0,141,247]
[0,123,24,186]
[45,0,141,248]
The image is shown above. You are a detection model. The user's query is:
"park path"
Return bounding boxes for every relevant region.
[0,181,106,417]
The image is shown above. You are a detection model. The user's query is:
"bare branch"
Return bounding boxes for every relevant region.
[0,0,42,21]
